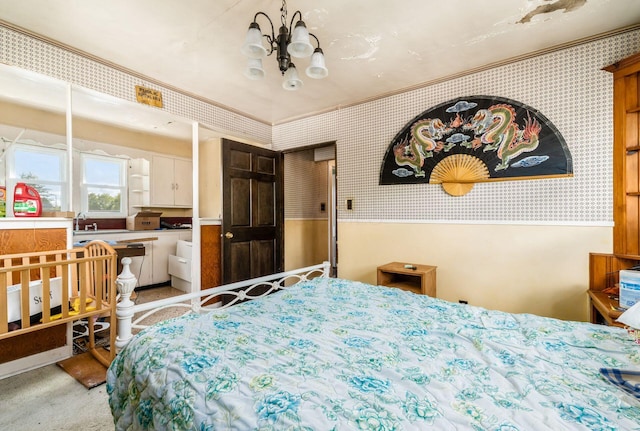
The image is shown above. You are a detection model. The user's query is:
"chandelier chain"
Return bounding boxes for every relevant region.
[280,0,288,28]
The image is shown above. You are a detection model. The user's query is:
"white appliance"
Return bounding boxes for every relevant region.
[168,240,192,292]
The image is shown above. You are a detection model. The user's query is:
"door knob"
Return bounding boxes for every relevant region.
[225,232,234,239]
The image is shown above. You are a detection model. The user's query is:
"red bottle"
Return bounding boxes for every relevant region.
[13,183,42,217]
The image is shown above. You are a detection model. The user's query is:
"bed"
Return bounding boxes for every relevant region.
[107,264,640,430]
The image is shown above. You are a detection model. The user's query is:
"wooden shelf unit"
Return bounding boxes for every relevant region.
[377,262,437,297]
[604,52,640,257]
[588,52,640,326]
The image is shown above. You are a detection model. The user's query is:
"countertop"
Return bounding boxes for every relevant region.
[73,228,192,236]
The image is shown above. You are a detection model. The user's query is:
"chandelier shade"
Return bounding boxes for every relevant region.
[244,58,265,80]
[241,23,267,59]
[306,48,328,79]
[288,21,314,58]
[282,64,303,90]
[241,0,328,90]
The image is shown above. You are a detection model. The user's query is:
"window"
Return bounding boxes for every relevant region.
[7,144,67,212]
[80,153,127,217]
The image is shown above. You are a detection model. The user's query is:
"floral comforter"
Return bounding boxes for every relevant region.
[107,277,640,430]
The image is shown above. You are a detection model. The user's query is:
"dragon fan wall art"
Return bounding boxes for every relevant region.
[379,96,573,196]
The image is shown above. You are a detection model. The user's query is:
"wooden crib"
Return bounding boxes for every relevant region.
[0,240,117,368]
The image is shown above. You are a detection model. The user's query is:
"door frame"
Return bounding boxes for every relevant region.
[282,142,337,274]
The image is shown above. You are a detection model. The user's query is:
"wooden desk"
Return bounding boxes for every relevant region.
[588,252,635,327]
[588,290,624,327]
[377,262,437,297]
[112,245,145,274]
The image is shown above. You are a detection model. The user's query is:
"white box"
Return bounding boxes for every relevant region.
[7,277,63,322]
[619,269,640,309]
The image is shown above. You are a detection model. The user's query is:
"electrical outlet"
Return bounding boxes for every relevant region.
[346,199,354,210]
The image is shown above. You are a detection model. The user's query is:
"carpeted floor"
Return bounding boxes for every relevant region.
[0,363,114,431]
[0,285,186,431]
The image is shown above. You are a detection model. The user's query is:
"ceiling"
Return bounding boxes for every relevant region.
[1,0,639,126]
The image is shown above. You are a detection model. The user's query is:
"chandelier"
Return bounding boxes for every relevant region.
[241,0,328,90]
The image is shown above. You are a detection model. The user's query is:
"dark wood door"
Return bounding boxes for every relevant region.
[222,139,283,284]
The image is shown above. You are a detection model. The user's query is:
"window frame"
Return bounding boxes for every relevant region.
[79,152,128,218]
[6,143,68,213]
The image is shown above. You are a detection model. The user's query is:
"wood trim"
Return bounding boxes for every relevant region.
[281,141,336,154]
[603,51,640,76]
[200,224,221,291]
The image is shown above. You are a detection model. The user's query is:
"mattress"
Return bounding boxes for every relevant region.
[107,277,640,430]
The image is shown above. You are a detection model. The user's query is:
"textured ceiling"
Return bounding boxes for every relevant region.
[0,0,639,125]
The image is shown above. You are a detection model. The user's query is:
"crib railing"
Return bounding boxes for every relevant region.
[0,241,117,366]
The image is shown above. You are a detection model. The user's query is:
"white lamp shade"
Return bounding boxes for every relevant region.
[306,49,328,79]
[287,21,314,58]
[282,64,303,90]
[241,24,267,59]
[244,58,265,80]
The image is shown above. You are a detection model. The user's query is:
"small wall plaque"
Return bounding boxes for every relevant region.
[135,85,163,108]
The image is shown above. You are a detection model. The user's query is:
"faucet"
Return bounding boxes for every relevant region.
[85,222,98,231]
[75,212,86,231]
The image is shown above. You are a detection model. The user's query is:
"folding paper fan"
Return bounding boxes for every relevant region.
[379,96,573,195]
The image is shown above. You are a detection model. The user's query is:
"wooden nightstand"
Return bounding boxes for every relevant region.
[377,262,437,297]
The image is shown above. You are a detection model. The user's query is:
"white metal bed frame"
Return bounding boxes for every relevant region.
[114,259,331,351]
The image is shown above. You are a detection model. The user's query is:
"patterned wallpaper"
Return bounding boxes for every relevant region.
[0,25,271,145]
[273,29,640,224]
[284,149,329,220]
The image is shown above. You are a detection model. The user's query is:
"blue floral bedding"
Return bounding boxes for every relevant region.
[107,277,640,430]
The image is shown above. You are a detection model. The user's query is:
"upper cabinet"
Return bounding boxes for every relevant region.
[605,52,640,257]
[150,155,193,208]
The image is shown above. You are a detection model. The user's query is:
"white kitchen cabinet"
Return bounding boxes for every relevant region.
[150,155,193,207]
[173,159,193,207]
[128,239,154,287]
[152,232,176,285]
[169,239,193,292]
[73,230,191,288]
